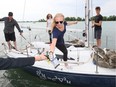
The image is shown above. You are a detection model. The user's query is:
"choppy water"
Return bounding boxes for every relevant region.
[0,21,115,87]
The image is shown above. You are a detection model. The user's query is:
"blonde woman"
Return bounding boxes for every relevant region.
[49,13,78,68]
[46,14,53,43]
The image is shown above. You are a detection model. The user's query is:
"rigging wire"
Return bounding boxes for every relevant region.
[20,0,26,50]
[115,24,116,51]
[75,0,78,40]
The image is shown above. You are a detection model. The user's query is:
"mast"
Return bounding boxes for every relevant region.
[85,0,90,47]
[22,0,26,21]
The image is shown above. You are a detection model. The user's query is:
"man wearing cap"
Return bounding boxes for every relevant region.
[0,12,23,50]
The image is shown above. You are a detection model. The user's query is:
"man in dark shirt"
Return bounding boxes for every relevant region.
[0,12,23,50]
[92,7,103,47]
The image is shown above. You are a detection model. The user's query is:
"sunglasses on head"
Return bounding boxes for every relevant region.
[55,21,64,24]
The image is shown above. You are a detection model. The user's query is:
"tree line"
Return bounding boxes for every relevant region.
[38,15,116,22]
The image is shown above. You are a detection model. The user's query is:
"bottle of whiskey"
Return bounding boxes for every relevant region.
[46,51,60,69]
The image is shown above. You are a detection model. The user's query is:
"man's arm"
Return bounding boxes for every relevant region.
[0,57,35,70]
[0,18,2,21]
[14,20,22,34]
[0,54,47,70]
[92,15,103,27]
[93,21,102,26]
[0,17,5,21]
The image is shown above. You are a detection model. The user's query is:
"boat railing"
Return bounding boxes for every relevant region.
[103,35,116,51]
[20,26,85,43]
[99,34,116,51]
[20,26,116,51]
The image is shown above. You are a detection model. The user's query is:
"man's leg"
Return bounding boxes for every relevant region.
[10,32,17,50]
[13,41,17,50]
[95,29,102,47]
[4,33,11,50]
[97,39,101,47]
[7,41,11,50]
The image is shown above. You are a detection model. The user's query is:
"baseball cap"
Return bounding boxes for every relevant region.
[8,12,13,16]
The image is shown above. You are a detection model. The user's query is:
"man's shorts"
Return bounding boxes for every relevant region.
[4,32,16,41]
[94,29,102,39]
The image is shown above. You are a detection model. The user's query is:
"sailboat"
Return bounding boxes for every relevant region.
[3,0,116,87]
[3,41,116,87]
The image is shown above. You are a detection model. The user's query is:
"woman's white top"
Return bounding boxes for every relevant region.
[47,19,53,30]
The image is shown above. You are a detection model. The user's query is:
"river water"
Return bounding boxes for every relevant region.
[0,21,115,87]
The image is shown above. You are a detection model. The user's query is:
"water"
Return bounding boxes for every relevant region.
[0,69,71,87]
[0,21,115,87]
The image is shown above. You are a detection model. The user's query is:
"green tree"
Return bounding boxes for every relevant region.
[77,17,82,21]
[38,19,46,22]
[65,17,70,21]
[103,16,107,21]
[38,15,116,22]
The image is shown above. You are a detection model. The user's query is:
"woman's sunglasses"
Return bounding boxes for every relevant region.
[55,21,64,24]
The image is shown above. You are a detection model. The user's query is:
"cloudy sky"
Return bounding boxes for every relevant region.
[0,0,116,21]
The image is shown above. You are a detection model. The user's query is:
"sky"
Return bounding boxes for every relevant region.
[0,0,116,21]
